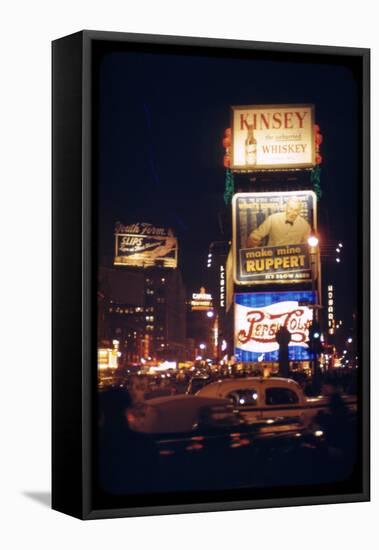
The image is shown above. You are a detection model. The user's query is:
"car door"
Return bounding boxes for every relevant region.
[225,386,262,424]
[261,386,303,423]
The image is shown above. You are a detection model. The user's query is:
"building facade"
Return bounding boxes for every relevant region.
[98,265,187,365]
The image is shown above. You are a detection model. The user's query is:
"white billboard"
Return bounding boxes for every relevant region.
[231,104,315,170]
[114,222,178,268]
[234,291,315,362]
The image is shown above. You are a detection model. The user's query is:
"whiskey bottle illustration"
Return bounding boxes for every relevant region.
[245,124,257,165]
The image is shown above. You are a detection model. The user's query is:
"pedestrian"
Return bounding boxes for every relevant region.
[98,387,159,495]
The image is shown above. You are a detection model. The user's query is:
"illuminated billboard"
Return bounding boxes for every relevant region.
[114,222,178,268]
[232,191,317,285]
[231,104,315,171]
[191,287,213,311]
[234,291,316,362]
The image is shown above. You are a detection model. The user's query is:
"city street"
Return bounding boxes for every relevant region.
[93,50,363,504]
[98,365,358,495]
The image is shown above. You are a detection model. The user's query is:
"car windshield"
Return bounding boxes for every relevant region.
[187,378,210,394]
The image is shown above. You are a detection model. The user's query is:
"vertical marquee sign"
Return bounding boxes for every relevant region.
[327,284,335,335]
[219,265,225,309]
[231,104,315,171]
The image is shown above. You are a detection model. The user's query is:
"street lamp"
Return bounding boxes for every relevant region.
[308,235,319,248]
[307,234,321,378]
[307,234,319,303]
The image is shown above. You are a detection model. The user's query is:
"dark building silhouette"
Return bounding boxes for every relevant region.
[98,265,187,364]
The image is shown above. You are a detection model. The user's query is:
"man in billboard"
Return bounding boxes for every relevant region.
[246,197,311,248]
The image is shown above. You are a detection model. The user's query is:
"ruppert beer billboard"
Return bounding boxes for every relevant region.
[234,291,316,362]
[231,104,315,170]
[232,191,317,285]
[114,222,178,268]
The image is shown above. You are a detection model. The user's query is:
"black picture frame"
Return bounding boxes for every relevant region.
[52,30,370,520]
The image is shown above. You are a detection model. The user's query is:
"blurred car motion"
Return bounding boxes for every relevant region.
[127,394,240,434]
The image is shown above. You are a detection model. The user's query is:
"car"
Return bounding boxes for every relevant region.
[195,376,357,426]
[126,391,324,456]
[125,388,345,492]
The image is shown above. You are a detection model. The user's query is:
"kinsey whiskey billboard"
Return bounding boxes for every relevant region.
[232,191,317,285]
[231,104,315,170]
[114,222,178,268]
[234,291,316,362]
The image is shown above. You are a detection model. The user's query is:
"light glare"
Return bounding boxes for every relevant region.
[308,235,319,247]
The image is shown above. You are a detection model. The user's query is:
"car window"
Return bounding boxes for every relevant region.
[188,378,210,394]
[227,389,259,407]
[265,387,299,406]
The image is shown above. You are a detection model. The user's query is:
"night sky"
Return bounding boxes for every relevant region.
[96,44,361,326]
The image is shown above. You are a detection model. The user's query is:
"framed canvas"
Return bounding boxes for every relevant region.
[52,30,370,520]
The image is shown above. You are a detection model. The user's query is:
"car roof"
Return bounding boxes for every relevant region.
[196,377,301,396]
